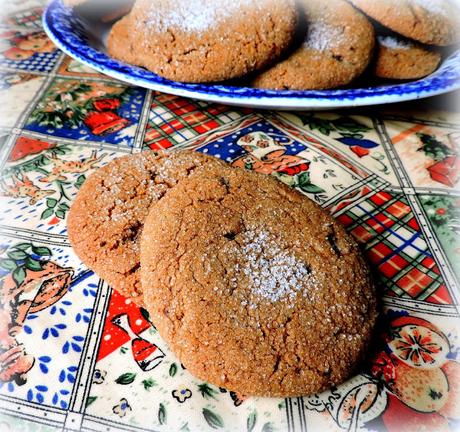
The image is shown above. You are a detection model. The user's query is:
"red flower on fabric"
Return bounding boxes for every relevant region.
[392,327,442,366]
[371,351,396,383]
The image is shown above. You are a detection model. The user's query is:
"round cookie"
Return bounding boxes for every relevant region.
[107,0,298,83]
[67,151,225,305]
[140,165,378,397]
[374,35,442,79]
[251,0,375,90]
[348,0,460,46]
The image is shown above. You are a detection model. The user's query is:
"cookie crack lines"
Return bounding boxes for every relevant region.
[326,231,342,257]
[252,0,375,89]
[68,0,458,89]
[107,0,297,83]
[68,151,225,305]
[120,220,143,246]
[117,262,141,278]
[69,150,378,397]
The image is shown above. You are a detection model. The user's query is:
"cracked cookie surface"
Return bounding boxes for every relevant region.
[252,0,375,90]
[140,165,378,397]
[107,0,298,83]
[67,150,225,305]
[373,35,441,79]
[349,0,460,46]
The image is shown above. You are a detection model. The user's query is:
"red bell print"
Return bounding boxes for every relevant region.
[131,338,165,371]
[427,155,460,187]
[93,98,121,112]
[111,313,165,372]
[83,111,130,135]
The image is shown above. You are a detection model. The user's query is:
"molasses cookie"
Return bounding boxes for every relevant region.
[252,0,375,90]
[349,0,460,46]
[67,151,225,305]
[374,35,442,79]
[140,165,378,397]
[107,0,298,83]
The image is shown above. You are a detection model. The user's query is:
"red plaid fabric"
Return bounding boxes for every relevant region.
[336,191,453,304]
[144,93,250,150]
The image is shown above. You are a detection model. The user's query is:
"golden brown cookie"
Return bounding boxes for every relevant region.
[374,35,442,79]
[251,0,375,90]
[349,0,460,46]
[67,151,225,305]
[107,0,298,83]
[140,165,378,397]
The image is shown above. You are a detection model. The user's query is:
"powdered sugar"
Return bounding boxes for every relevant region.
[378,35,412,50]
[236,230,315,304]
[145,0,263,34]
[412,0,449,16]
[304,21,346,52]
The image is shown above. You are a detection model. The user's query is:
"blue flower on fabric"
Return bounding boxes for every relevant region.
[112,398,131,417]
[92,369,106,384]
[172,387,192,403]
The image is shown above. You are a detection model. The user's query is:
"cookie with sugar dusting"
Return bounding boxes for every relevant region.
[374,35,442,79]
[140,164,377,397]
[67,151,225,305]
[349,0,460,46]
[251,0,375,90]
[107,0,297,83]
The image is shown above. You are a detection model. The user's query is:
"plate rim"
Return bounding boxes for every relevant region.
[43,0,460,110]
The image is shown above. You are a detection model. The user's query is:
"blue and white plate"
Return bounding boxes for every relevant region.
[43,0,460,110]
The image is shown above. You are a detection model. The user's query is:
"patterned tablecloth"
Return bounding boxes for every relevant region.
[1,2,460,431]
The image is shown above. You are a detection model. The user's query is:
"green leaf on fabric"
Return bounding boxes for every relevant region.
[47,198,58,208]
[262,422,275,432]
[86,396,97,407]
[158,403,166,425]
[7,250,28,260]
[142,378,157,390]
[14,243,32,251]
[203,408,223,429]
[0,258,17,271]
[115,372,136,385]
[247,411,257,432]
[41,208,54,220]
[25,257,43,271]
[197,383,218,400]
[169,363,178,377]
[32,246,52,256]
[12,266,26,286]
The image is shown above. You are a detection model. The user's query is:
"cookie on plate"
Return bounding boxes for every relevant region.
[252,0,375,90]
[374,35,442,79]
[141,164,378,397]
[349,0,460,46]
[107,0,298,83]
[67,151,225,305]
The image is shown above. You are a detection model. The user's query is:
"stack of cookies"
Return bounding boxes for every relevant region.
[65,0,460,89]
[68,151,378,397]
